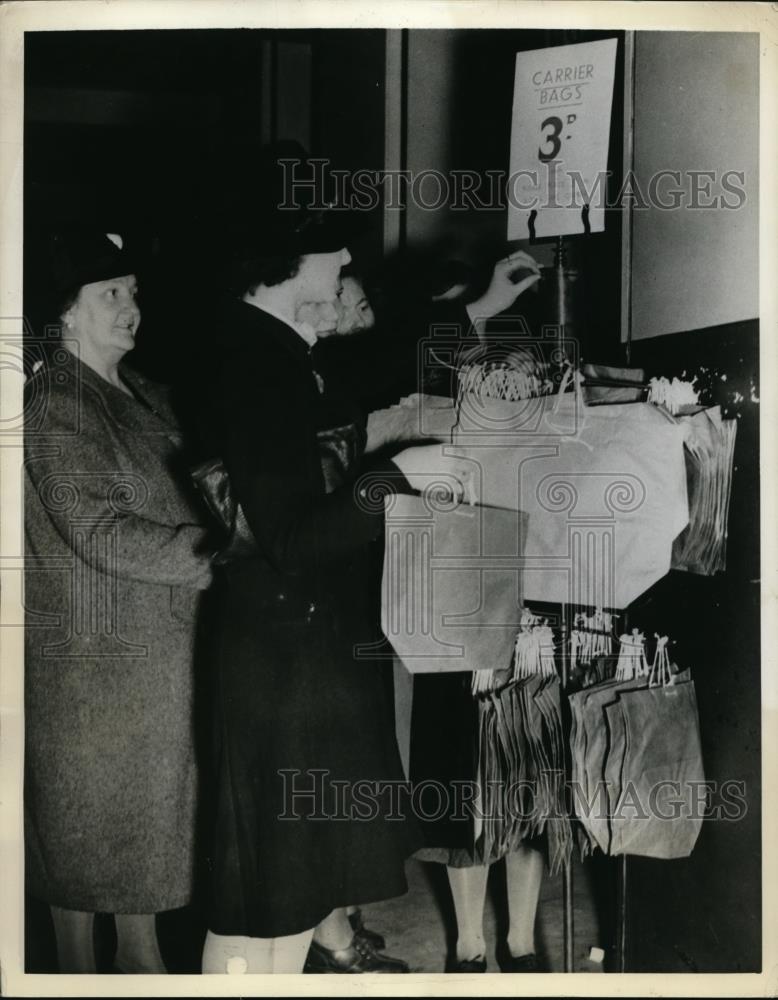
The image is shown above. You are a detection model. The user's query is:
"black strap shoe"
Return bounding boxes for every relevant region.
[445,954,487,973]
[501,951,542,973]
[348,908,386,951]
[303,936,409,973]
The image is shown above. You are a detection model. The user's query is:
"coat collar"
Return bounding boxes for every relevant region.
[61,348,180,439]
[249,300,318,348]
[225,298,313,365]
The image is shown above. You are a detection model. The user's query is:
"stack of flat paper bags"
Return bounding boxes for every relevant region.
[672,406,737,575]
[403,392,689,609]
[474,674,572,873]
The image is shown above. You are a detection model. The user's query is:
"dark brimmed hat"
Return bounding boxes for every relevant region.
[228,139,370,260]
[283,205,363,255]
[231,204,364,262]
[50,230,136,296]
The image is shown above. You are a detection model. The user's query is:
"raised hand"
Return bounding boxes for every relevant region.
[466,250,541,323]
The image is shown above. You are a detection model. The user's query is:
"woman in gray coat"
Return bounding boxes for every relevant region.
[24,231,213,972]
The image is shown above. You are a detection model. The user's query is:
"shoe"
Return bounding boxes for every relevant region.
[348,908,386,951]
[445,955,487,973]
[500,951,542,973]
[303,936,409,973]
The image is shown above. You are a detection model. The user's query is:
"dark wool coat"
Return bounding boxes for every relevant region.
[199,300,418,938]
[24,349,212,914]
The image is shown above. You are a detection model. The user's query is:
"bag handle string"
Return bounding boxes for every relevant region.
[649,634,672,688]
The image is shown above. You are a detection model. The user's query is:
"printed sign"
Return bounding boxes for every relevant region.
[507,38,618,240]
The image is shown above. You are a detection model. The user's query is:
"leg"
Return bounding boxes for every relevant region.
[49,906,97,973]
[313,907,353,951]
[344,904,386,951]
[261,928,317,973]
[306,908,409,973]
[202,927,315,974]
[114,913,166,974]
[447,864,489,961]
[505,844,544,958]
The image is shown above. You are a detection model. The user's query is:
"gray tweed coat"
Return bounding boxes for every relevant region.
[24,348,212,914]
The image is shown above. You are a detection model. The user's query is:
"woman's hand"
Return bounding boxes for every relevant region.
[391,444,472,500]
[465,250,541,325]
[365,394,455,454]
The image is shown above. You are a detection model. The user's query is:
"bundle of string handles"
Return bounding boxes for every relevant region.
[472,607,621,695]
[572,627,674,688]
[456,356,555,405]
[613,629,675,688]
[472,611,678,693]
[472,609,555,695]
[570,608,617,687]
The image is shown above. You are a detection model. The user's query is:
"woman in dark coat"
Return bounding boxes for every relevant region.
[197,210,466,974]
[24,231,213,972]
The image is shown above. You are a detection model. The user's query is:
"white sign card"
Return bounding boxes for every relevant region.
[508,38,618,240]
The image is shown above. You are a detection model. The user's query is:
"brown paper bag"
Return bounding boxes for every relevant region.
[382,494,527,673]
